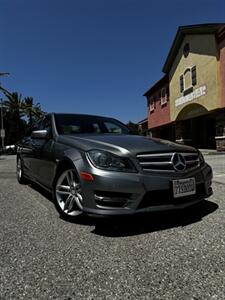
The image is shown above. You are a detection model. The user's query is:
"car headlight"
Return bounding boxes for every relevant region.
[87,150,136,172]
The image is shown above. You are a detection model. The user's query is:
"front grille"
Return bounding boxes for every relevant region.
[136,152,200,173]
[138,184,205,209]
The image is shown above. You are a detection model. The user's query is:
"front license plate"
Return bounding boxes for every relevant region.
[172,178,196,198]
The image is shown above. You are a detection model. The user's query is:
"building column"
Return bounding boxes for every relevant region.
[215,111,225,151]
[175,121,192,145]
[175,121,183,143]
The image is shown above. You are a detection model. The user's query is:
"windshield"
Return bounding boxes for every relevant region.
[54,114,130,135]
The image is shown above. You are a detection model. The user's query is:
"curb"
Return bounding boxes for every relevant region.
[199,149,225,156]
[202,152,225,156]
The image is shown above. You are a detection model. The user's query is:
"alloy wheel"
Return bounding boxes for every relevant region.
[55,169,83,216]
[17,158,22,181]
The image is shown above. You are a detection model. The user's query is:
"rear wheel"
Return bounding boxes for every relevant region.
[17,157,27,184]
[54,169,83,219]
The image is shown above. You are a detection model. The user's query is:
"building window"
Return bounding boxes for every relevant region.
[180,66,197,95]
[167,86,170,97]
[180,75,184,93]
[191,66,197,86]
[149,97,155,112]
[184,68,192,90]
[183,43,190,58]
[161,87,167,106]
[153,96,157,108]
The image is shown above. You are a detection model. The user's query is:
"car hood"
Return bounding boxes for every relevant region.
[57,134,197,156]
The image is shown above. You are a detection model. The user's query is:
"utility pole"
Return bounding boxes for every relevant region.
[0,98,5,149]
[0,72,10,150]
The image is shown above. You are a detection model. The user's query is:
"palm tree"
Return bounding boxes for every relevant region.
[3,92,26,144]
[0,85,11,96]
[4,92,24,117]
[0,85,45,144]
[22,97,44,130]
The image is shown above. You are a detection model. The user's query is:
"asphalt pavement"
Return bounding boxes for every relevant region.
[202,151,225,185]
[0,155,225,299]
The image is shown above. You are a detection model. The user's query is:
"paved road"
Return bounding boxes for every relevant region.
[204,153,225,184]
[1,155,225,299]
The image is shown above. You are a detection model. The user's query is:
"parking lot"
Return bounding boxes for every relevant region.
[0,155,225,299]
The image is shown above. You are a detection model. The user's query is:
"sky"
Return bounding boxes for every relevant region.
[0,0,225,123]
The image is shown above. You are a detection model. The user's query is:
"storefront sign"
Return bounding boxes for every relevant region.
[175,85,207,107]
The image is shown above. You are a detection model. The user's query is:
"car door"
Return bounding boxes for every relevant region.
[19,119,44,180]
[30,116,56,189]
[19,136,35,179]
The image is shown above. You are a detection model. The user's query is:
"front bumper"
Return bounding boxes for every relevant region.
[75,160,213,216]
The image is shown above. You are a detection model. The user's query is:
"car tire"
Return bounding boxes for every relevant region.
[17,157,28,184]
[54,168,84,219]
[7,148,14,155]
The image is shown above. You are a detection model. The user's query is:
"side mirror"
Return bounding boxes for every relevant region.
[31,130,49,139]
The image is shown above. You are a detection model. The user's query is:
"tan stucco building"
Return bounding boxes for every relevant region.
[144,24,225,150]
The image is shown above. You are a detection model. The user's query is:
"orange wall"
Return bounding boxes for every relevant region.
[147,89,171,129]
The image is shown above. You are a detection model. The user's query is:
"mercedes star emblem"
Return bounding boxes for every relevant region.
[172,153,186,172]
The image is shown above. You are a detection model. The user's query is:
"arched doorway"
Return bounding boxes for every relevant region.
[175,103,216,149]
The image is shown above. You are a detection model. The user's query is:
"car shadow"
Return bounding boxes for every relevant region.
[89,201,218,237]
[29,182,54,202]
[64,200,218,237]
[28,183,218,237]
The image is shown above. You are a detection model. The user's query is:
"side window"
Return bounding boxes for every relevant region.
[42,116,52,135]
[31,116,52,136]
[104,122,123,134]
[32,119,44,132]
[92,123,101,133]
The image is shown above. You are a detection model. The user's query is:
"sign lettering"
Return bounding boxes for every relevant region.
[175,85,207,107]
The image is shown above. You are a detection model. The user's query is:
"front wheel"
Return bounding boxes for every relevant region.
[7,148,14,155]
[54,169,84,219]
[16,157,27,184]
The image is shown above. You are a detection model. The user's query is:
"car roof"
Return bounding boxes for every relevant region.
[51,113,116,120]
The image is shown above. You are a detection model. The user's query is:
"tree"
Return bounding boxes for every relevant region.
[3,92,26,144]
[0,85,11,96]
[126,121,139,135]
[4,92,24,116]
[0,86,45,145]
[22,97,44,130]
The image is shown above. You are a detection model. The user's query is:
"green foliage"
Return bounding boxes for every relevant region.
[22,97,43,129]
[0,87,45,146]
[126,121,140,135]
